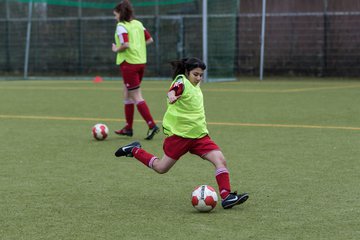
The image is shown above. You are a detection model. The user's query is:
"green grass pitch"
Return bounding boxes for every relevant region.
[0,78,359,239]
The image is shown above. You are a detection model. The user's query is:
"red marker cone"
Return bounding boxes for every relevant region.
[93,76,103,83]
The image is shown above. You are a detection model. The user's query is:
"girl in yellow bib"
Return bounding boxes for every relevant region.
[112,0,159,140]
[115,57,249,209]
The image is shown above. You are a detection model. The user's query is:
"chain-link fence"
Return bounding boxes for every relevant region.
[1,0,360,79]
[237,0,360,77]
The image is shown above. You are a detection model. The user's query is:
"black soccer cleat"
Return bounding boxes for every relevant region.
[114,127,133,137]
[144,125,160,140]
[222,192,249,209]
[114,141,141,157]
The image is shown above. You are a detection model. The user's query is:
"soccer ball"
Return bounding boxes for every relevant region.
[191,185,218,212]
[92,123,109,140]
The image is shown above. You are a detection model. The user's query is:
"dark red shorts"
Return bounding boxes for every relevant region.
[120,61,145,90]
[163,135,220,160]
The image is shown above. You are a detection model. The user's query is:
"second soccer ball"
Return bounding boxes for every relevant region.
[92,123,109,140]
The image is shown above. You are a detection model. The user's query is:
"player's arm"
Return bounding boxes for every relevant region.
[144,29,153,45]
[112,25,129,52]
[167,79,184,104]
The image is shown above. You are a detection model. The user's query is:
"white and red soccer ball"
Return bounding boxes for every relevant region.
[191,185,218,212]
[92,123,109,140]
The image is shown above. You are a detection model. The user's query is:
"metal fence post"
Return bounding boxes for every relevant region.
[202,0,208,82]
[322,0,328,77]
[260,0,266,80]
[78,0,83,73]
[5,0,11,72]
[24,0,33,79]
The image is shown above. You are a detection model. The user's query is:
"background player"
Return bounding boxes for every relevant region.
[112,0,159,140]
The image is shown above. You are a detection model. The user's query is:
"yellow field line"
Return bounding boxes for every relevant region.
[207,121,360,131]
[275,84,360,93]
[1,84,360,93]
[0,86,121,91]
[0,114,125,122]
[1,114,359,131]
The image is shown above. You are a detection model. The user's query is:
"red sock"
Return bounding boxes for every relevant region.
[132,147,158,168]
[124,101,134,129]
[215,167,231,199]
[136,100,156,128]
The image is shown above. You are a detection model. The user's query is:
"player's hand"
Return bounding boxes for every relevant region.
[112,43,118,52]
[167,91,180,104]
[168,95,181,104]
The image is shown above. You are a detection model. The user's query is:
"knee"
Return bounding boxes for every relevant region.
[211,151,227,168]
[152,163,170,174]
[215,151,226,166]
[218,156,227,167]
[154,167,169,174]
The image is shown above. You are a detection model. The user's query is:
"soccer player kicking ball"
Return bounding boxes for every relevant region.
[115,57,249,209]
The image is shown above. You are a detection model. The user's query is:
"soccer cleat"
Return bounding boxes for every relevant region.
[144,125,160,140]
[221,192,249,209]
[114,127,133,137]
[114,141,141,157]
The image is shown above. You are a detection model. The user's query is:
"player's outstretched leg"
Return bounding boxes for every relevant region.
[222,192,249,209]
[114,141,141,157]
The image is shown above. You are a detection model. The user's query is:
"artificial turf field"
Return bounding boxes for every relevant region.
[0,78,359,239]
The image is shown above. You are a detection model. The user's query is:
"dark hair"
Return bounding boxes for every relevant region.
[170,57,206,80]
[114,0,134,22]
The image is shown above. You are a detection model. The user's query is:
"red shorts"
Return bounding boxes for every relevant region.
[120,61,145,90]
[163,135,220,160]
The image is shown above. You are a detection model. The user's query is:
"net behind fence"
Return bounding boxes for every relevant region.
[1,0,360,79]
